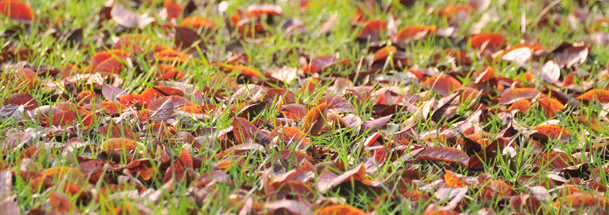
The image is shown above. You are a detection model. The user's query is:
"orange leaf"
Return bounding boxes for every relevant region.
[282,104,308,120]
[301,55,337,75]
[422,75,462,97]
[576,89,609,103]
[394,25,436,43]
[553,192,609,208]
[164,0,182,20]
[472,67,495,84]
[484,180,516,199]
[531,124,570,139]
[538,97,564,118]
[246,4,282,17]
[444,171,469,188]
[372,46,396,63]
[50,191,79,213]
[498,88,541,105]
[102,138,141,151]
[140,86,184,102]
[118,94,148,106]
[316,205,366,215]
[41,167,84,180]
[95,124,136,139]
[91,50,127,70]
[507,99,531,113]
[470,33,504,49]
[358,19,387,40]
[302,102,328,135]
[99,101,128,115]
[280,127,310,148]
[181,16,216,29]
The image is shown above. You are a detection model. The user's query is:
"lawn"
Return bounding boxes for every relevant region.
[1,0,609,214]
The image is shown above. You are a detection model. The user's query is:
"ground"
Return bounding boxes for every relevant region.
[1,0,609,214]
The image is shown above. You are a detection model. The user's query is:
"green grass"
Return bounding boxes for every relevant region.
[1,0,609,214]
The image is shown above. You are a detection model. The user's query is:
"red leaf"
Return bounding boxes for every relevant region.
[232,117,259,144]
[0,0,35,22]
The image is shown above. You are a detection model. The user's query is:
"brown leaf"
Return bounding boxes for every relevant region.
[150,96,174,121]
[415,147,470,167]
[468,139,508,171]
[360,114,392,133]
[5,92,38,110]
[431,92,461,123]
[175,26,204,50]
[1,132,33,152]
[552,43,589,68]
[50,191,80,213]
[317,163,366,193]
[541,60,561,84]
[0,171,11,198]
[269,181,315,200]
[101,83,127,102]
[0,201,19,215]
[264,200,312,215]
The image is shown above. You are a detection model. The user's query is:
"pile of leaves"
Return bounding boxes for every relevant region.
[1,0,609,214]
